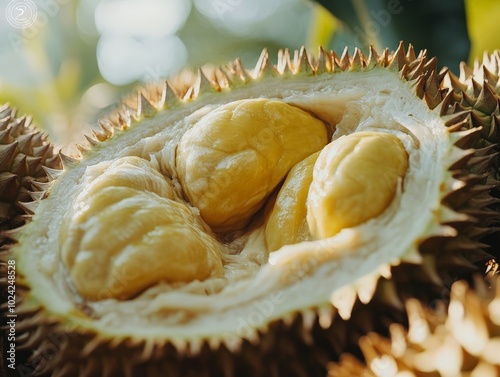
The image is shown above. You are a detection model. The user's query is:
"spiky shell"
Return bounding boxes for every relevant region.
[328,274,500,377]
[443,50,500,147]
[1,43,499,377]
[0,103,62,233]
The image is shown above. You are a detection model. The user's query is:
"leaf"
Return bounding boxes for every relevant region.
[465,0,500,63]
[306,3,338,51]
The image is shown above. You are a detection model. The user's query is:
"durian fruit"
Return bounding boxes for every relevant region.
[0,103,62,232]
[1,43,499,377]
[328,274,500,377]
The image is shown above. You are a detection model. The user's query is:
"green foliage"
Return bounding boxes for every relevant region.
[311,0,471,70]
[0,0,498,148]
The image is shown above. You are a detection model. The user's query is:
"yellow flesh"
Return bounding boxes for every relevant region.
[59,101,409,301]
[265,151,319,251]
[307,131,409,239]
[175,99,328,232]
[60,156,223,300]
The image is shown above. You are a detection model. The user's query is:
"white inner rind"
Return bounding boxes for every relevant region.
[16,68,452,341]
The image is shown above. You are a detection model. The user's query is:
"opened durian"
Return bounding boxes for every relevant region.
[1,43,499,377]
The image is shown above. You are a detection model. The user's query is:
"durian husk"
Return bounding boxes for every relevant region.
[0,43,499,377]
[328,273,500,377]
[0,103,63,235]
[441,50,500,254]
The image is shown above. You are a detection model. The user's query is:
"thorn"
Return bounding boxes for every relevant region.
[388,41,406,71]
[59,153,78,168]
[42,166,64,180]
[316,46,332,73]
[84,134,99,147]
[296,46,313,74]
[349,48,364,70]
[17,200,39,215]
[253,48,278,78]
[337,47,350,71]
[138,93,157,118]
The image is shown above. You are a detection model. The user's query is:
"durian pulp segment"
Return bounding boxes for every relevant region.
[307,131,409,239]
[59,156,224,300]
[176,98,328,233]
[15,68,453,340]
[265,151,320,251]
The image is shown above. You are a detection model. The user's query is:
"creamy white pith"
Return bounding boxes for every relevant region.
[16,69,457,340]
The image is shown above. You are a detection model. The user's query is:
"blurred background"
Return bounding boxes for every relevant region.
[0,0,499,151]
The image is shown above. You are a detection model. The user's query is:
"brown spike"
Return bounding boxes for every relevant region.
[446,70,469,94]
[276,49,290,74]
[387,41,406,71]
[0,103,12,118]
[459,61,474,82]
[296,46,313,74]
[76,143,90,154]
[424,71,443,109]
[59,153,78,169]
[137,93,157,118]
[30,131,45,148]
[315,47,332,74]
[117,108,132,129]
[468,152,498,173]
[11,115,27,134]
[491,114,500,142]
[25,156,42,175]
[0,116,11,130]
[366,45,379,69]
[475,82,499,114]
[0,128,12,144]
[12,154,29,176]
[231,58,251,82]
[32,143,50,161]
[89,128,107,143]
[192,68,220,99]
[423,57,438,76]
[406,44,417,61]
[471,78,483,98]
[413,74,426,99]
[253,48,278,78]
[438,90,456,117]
[98,120,114,138]
[405,59,426,81]
[29,191,46,201]
[17,200,39,215]
[84,134,99,147]
[0,172,19,201]
[16,133,33,155]
[42,166,64,181]
[214,66,231,89]
[46,153,63,170]
[444,111,472,129]
[349,48,364,70]
[338,47,351,71]
[482,66,500,88]
[0,141,18,171]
